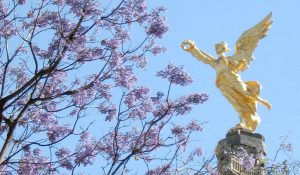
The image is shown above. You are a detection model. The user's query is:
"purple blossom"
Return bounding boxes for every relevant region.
[153,102,172,118]
[69,109,79,116]
[47,125,71,143]
[0,27,16,38]
[53,0,65,6]
[0,125,7,133]
[18,0,26,5]
[151,92,164,103]
[144,131,160,149]
[72,88,95,106]
[34,11,60,28]
[134,0,147,13]
[0,3,8,16]
[235,147,256,170]
[194,147,203,157]
[0,20,17,38]
[187,93,209,104]
[27,10,34,17]
[18,148,50,175]
[280,136,294,152]
[33,148,42,156]
[9,65,29,88]
[55,148,71,159]
[94,83,112,100]
[114,0,148,24]
[30,112,58,131]
[187,120,203,131]
[66,0,101,17]
[115,26,130,40]
[128,106,148,119]
[41,71,67,97]
[171,125,185,137]
[75,48,103,61]
[75,143,97,166]
[124,87,150,107]
[60,159,73,170]
[80,132,90,142]
[146,164,171,175]
[157,63,193,86]
[173,93,208,116]
[114,66,137,89]
[101,39,120,50]
[151,45,167,55]
[0,1,211,174]
[109,52,124,67]
[130,55,147,68]
[147,16,169,38]
[281,142,294,152]
[99,103,117,121]
[0,165,12,175]
[205,165,218,175]
[55,148,73,170]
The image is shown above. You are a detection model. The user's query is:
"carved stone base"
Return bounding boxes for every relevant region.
[215,128,266,175]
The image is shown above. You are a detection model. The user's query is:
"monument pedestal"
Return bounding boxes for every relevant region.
[215,128,266,175]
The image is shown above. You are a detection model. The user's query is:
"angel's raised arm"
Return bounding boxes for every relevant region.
[182,40,216,68]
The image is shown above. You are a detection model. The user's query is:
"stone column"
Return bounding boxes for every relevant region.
[215,128,266,175]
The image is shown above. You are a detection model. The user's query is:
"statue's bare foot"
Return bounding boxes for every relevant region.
[230,123,253,132]
[235,123,246,128]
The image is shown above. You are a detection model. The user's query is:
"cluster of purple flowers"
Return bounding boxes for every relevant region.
[157,63,193,86]
[0,0,210,174]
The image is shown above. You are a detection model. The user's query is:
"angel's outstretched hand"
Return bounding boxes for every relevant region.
[181,40,196,52]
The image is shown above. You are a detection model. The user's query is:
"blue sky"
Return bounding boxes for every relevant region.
[144,0,300,161]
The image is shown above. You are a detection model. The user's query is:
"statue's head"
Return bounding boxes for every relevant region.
[215,42,230,55]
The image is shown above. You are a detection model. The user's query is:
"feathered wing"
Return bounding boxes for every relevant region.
[229,13,272,72]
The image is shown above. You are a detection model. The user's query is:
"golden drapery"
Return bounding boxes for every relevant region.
[216,71,261,131]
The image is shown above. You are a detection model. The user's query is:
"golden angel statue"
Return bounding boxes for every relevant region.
[182,13,272,132]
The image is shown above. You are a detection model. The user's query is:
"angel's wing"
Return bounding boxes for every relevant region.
[229,13,272,72]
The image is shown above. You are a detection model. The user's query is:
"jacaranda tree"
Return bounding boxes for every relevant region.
[0,0,210,174]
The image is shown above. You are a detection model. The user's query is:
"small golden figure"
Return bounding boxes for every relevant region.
[182,13,272,132]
